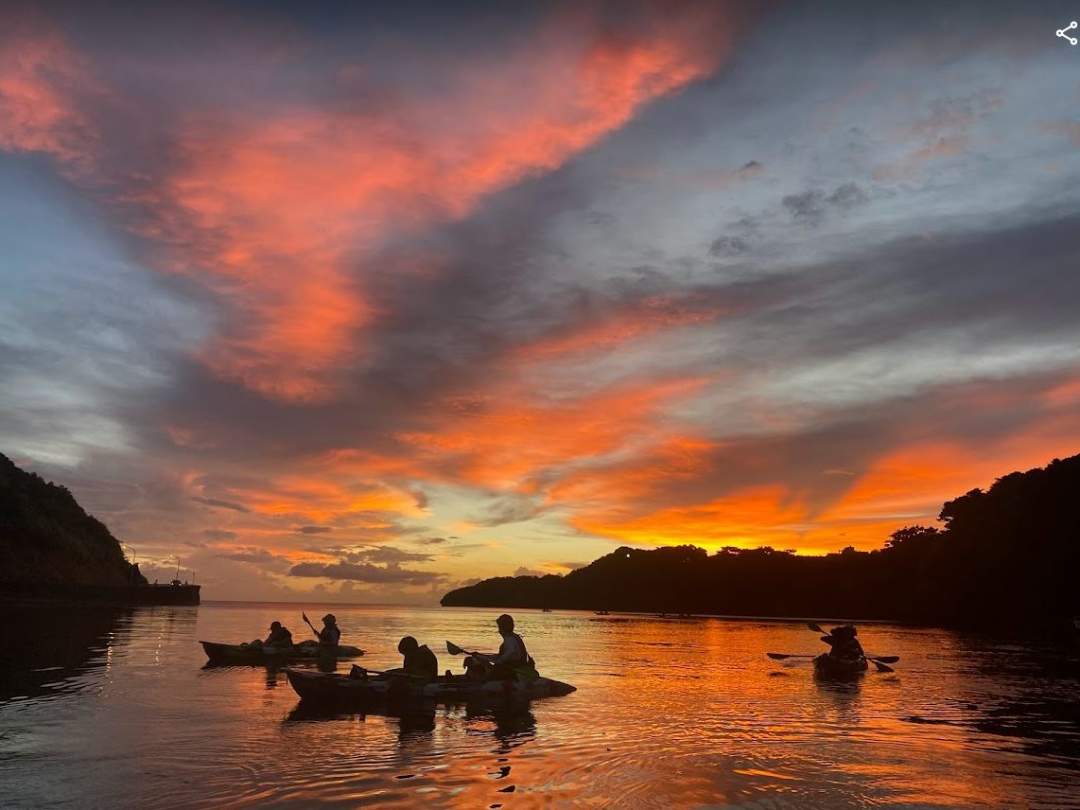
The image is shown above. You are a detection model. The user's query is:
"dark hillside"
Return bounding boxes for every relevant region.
[0,453,144,587]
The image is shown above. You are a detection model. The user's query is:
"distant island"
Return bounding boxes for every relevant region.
[442,453,1080,629]
[0,453,198,605]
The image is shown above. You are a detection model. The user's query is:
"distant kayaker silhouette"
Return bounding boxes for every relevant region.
[263,620,293,649]
[821,624,864,659]
[302,612,341,650]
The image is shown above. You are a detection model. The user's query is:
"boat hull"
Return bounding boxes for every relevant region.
[813,653,868,679]
[200,641,365,665]
[285,668,576,705]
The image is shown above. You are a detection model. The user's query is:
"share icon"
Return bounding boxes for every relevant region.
[1058,21,1078,45]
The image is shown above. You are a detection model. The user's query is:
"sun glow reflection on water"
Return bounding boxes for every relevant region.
[0,603,1078,808]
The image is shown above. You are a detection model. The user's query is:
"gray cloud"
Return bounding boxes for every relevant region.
[217,548,287,566]
[289,561,444,584]
[191,496,249,513]
[782,183,870,227]
[337,545,434,564]
[203,529,236,541]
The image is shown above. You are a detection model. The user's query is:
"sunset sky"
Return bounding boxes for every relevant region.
[2,1,1079,602]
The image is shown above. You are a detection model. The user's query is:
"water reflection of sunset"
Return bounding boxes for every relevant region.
[3,605,1079,807]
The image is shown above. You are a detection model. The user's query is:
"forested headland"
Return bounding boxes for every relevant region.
[0,453,145,588]
[442,453,1080,628]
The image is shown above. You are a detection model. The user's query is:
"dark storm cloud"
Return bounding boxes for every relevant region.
[298,525,332,534]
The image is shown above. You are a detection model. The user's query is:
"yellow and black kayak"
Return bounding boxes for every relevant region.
[200,640,365,665]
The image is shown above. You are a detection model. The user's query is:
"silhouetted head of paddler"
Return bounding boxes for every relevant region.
[823,624,864,659]
[398,635,418,654]
[264,620,292,647]
[496,614,515,634]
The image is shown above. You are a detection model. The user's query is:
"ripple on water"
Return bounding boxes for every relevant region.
[2,605,1079,808]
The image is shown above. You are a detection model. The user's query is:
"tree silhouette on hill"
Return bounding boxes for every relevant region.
[0,453,145,587]
[442,453,1080,628]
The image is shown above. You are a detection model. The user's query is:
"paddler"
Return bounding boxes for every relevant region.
[821,624,864,660]
[390,636,439,681]
[317,613,341,649]
[264,620,293,649]
[465,613,533,681]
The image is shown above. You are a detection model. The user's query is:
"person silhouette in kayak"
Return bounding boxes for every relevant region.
[317,614,341,649]
[822,624,864,660]
[467,614,532,680]
[391,636,439,681]
[264,621,293,649]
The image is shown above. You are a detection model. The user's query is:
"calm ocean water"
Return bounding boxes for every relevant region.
[1,602,1078,808]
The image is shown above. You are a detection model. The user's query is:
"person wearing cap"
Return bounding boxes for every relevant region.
[263,620,293,649]
[317,613,341,649]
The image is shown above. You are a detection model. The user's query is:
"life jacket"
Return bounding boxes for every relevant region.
[503,632,529,665]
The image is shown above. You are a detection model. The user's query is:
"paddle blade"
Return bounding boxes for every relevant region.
[446,640,465,655]
[767,652,789,660]
[807,622,824,633]
[869,655,899,664]
[302,612,309,623]
[872,660,895,673]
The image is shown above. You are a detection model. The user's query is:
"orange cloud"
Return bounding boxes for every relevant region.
[0,22,101,172]
[573,484,809,548]
[190,471,421,524]
[1,9,738,403]
[399,376,708,490]
[510,294,728,364]
[549,434,720,507]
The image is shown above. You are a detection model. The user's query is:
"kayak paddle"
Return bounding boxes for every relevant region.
[768,652,899,664]
[447,640,484,656]
[447,640,499,658]
[302,611,320,640]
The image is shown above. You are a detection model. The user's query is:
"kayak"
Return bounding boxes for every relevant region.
[813,653,868,679]
[201,640,365,665]
[285,667,576,705]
